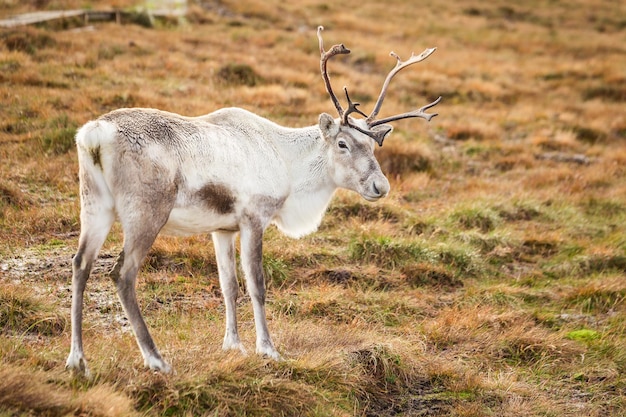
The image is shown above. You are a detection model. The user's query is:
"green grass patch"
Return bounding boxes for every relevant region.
[349,234,433,269]
[263,254,290,289]
[38,114,78,155]
[349,232,481,278]
[581,197,624,218]
[450,206,500,233]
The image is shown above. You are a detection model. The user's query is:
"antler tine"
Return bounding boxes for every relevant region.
[366,47,437,124]
[343,87,391,146]
[342,87,368,125]
[317,26,351,118]
[369,96,442,127]
[345,117,391,147]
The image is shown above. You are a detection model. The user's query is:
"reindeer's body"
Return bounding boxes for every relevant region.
[89,107,339,240]
[67,106,390,374]
[66,27,439,375]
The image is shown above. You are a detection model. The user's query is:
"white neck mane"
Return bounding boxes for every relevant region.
[270,125,337,238]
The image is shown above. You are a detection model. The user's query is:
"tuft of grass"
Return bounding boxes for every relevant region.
[445,124,485,141]
[493,328,577,366]
[581,197,624,218]
[582,84,626,102]
[143,239,217,277]
[349,234,432,269]
[401,262,463,289]
[496,200,543,222]
[0,285,66,337]
[217,63,263,86]
[348,344,408,406]
[328,200,405,224]
[451,206,500,233]
[97,44,126,61]
[377,141,432,177]
[131,372,316,416]
[0,182,31,212]
[573,125,608,144]
[349,232,481,278]
[0,365,137,417]
[95,92,138,109]
[564,279,626,313]
[0,28,56,55]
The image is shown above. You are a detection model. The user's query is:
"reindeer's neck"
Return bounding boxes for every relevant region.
[201,109,337,238]
[271,125,337,238]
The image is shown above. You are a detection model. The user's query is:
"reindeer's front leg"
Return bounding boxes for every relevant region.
[239,219,280,360]
[212,231,246,354]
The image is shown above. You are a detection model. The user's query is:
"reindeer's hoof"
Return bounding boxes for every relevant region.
[65,356,91,378]
[256,345,282,361]
[145,357,172,374]
[223,340,248,356]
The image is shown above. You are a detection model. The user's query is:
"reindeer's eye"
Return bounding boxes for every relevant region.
[338,140,348,150]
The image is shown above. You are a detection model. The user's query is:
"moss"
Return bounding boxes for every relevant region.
[566,329,601,343]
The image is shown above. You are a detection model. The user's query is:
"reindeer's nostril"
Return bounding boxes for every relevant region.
[371,179,390,199]
[373,182,381,196]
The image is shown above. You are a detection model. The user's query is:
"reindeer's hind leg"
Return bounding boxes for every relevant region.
[112,188,176,373]
[66,169,115,376]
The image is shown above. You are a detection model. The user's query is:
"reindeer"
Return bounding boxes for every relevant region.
[65,26,440,375]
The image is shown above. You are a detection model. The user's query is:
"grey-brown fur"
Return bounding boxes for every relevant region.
[101,108,201,148]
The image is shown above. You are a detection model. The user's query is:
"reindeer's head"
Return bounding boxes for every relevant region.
[316,26,441,202]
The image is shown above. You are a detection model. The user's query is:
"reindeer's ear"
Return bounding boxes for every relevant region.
[319,113,340,140]
[371,124,393,146]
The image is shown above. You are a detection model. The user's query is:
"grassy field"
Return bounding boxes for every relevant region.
[1,0,625,415]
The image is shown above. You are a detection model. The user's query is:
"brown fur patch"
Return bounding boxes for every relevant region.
[109,251,125,284]
[89,146,101,169]
[197,183,236,214]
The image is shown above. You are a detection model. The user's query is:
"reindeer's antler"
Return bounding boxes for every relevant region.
[318,26,350,119]
[366,48,438,123]
[368,96,442,127]
[317,27,441,146]
[342,87,368,124]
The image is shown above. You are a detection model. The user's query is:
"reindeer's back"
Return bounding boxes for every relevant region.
[98,108,202,149]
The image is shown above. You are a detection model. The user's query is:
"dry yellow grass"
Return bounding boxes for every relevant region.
[1,0,626,415]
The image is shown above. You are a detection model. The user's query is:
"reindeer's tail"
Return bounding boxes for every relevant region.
[76,120,117,167]
[75,120,117,211]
